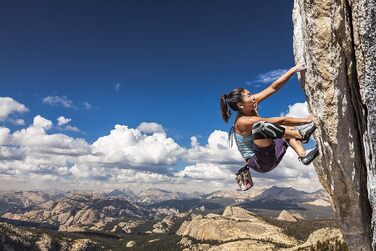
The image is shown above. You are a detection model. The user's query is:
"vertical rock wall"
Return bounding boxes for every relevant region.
[292,0,375,250]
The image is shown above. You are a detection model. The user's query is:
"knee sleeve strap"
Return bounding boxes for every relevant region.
[252,121,285,139]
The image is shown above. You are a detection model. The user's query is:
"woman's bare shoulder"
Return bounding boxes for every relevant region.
[237,115,261,125]
[235,115,261,133]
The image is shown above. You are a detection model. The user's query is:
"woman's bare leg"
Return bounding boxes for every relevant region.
[282,126,305,157]
[283,127,303,140]
[285,138,306,157]
[253,125,305,149]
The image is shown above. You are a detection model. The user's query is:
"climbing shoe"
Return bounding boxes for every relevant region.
[298,145,319,165]
[298,123,317,144]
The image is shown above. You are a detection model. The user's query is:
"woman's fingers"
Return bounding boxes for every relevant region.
[295,62,307,72]
[306,114,314,123]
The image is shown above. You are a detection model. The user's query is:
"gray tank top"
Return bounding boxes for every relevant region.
[227,111,259,160]
[228,126,255,160]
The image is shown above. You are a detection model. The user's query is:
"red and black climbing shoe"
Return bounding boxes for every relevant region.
[298,145,319,165]
[298,123,317,144]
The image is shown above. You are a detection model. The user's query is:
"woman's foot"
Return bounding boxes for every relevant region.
[298,145,319,165]
[298,123,317,144]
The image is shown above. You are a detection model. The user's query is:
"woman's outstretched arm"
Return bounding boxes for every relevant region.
[252,62,306,104]
[239,114,313,127]
[262,115,312,126]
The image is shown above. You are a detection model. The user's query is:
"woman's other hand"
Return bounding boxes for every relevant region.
[294,62,306,73]
[305,114,314,123]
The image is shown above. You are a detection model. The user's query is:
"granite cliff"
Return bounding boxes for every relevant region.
[292,0,376,250]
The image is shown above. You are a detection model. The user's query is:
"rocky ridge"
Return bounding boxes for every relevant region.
[1,193,149,232]
[277,210,305,222]
[0,222,101,250]
[177,206,344,251]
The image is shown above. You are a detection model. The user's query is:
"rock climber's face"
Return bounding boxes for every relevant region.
[239,90,256,111]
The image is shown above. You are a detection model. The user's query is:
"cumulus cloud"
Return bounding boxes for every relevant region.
[90,124,184,167]
[280,101,315,145]
[57,116,71,126]
[183,130,244,165]
[64,125,80,132]
[0,127,11,145]
[137,122,165,134]
[9,115,90,156]
[176,162,234,181]
[0,97,28,121]
[42,96,76,109]
[8,118,25,125]
[254,147,317,180]
[33,115,53,129]
[281,101,310,118]
[56,116,81,133]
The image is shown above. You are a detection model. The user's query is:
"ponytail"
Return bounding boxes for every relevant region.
[219,87,244,123]
[220,94,231,123]
[220,87,249,148]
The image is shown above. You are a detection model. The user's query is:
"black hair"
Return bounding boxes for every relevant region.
[220,87,246,148]
[219,87,245,123]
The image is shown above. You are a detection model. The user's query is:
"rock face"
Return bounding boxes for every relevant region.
[292,0,376,250]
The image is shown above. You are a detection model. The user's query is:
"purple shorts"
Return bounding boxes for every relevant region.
[247,138,288,173]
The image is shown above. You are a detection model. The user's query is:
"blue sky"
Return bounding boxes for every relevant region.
[0,0,307,144]
[0,1,320,193]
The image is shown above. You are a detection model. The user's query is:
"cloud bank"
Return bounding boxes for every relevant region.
[0,97,322,193]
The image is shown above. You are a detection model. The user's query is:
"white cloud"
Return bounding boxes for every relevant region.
[0,127,11,145]
[183,130,244,165]
[251,175,322,193]
[114,82,121,91]
[56,116,81,133]
[137,122,165,134]
[10,115,90,156]
[42,96,76,109]
[70,164,110,180]
[64,125,80,132]
[176,162,234,181]
[281,101,309,118]
[8,118,25,125]
[57,116,71,126]
[254,69,288,84]
[33,115,53,129]
[0,97,28,121]
[256,147,317,180]
[90,124,184,167]
[82,102,92,110]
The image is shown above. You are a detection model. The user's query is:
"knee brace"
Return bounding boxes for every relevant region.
[252,121,285,140]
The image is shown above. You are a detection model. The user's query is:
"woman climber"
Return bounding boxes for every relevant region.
[219,63,319,191]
